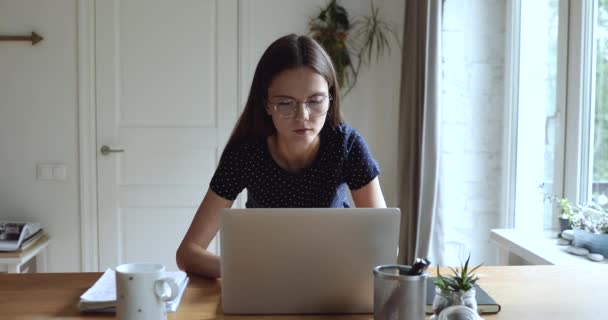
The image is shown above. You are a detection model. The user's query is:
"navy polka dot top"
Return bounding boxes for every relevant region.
[209,122,380,208]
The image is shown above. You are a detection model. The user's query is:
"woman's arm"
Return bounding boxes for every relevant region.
[176,190,233,278]
[351,176,387,208]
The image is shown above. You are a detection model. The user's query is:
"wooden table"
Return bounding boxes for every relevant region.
[0,265,605,319]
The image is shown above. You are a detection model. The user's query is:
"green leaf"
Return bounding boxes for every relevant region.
[462,254,471,278]
[308,0,397,98]
[319,9,327,21]
[469,263,483,275]
[433,253,483,292]
[449,266,459,277]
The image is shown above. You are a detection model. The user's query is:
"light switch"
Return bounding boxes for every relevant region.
[53,165,67,181]
[37,164,53,180]
[37,164,68,181]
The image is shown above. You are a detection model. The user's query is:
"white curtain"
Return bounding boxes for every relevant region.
[419,0,443,265]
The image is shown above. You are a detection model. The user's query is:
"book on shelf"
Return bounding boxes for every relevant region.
[425,277,501,314]
[16,229,44,251]
[0,221,43,251]
[78,268,189,313]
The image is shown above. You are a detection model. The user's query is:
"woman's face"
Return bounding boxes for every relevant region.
[266,67,330,146]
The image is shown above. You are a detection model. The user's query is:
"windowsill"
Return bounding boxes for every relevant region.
[490,228,608,265]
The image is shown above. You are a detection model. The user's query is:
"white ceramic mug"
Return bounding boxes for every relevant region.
[115,263,178,320]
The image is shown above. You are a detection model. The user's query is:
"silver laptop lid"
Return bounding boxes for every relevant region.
[220,208,400,314]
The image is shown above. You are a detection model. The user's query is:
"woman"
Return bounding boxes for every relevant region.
[176,34,386,278]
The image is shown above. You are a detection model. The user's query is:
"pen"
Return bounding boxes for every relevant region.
[405,257,431,276]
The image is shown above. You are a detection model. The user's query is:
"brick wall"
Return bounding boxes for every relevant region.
[437,0,506,266]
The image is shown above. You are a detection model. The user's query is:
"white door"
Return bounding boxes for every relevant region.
[95,0,237,271]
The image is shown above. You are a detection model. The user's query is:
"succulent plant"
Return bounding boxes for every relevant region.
[434,254,482,292]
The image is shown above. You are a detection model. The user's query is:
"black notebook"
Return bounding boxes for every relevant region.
[425,277,501,314]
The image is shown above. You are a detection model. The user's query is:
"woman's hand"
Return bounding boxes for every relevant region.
[176,190,233,278]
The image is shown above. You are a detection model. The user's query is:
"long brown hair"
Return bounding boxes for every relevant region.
[225,34,343,147]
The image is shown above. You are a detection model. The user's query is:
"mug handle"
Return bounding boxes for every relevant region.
[154,277,179,302]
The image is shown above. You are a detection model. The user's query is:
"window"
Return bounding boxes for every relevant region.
[509,0,608,230]
[590,0,608,207]
[511,0,563,231]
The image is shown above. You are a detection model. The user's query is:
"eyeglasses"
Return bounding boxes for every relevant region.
[268,95,332,119]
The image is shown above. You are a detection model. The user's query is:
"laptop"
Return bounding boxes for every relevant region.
[219,208,401,315]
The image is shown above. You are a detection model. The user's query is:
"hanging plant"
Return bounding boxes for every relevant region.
[309,0,399,97]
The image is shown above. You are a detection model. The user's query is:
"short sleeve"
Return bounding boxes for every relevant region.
[344,129,380,190]
[209,144,248,200]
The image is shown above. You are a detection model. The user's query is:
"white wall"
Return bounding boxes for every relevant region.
[440,0,506,266]
[0,0,81,272]
[0,0,404,271]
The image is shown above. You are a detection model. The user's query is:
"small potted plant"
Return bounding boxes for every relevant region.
[543,194,577,233]
[557,197,576,232]
[432,255,482,315]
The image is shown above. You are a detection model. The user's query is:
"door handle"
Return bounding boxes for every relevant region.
[100,145,125,156]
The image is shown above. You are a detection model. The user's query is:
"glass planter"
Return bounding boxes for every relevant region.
[432,287,477,315]
[432,287,452,315]
[452,288,477,312]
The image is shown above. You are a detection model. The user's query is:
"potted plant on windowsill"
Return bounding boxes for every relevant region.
[432,255,482,316]
[557,197,575,232]
[544,194,576,234]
